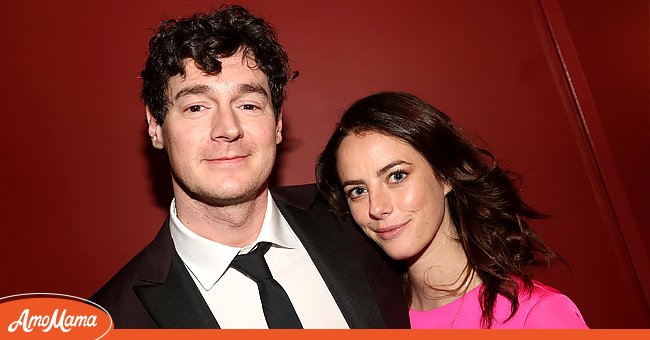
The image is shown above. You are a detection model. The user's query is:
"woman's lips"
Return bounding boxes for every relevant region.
[375,221,408,240]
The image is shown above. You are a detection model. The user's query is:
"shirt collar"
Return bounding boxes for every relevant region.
[169,190,298,290]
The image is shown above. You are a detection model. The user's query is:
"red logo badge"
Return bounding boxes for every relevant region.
[0,293,113,339]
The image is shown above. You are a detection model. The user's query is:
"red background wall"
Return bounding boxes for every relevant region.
[0,0,647,328]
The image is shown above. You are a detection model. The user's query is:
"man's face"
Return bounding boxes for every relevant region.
[147,50,282,207]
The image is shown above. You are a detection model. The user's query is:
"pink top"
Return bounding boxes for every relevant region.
[409,280,588,329]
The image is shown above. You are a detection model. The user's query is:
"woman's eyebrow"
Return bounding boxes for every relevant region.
[376,160,410,177]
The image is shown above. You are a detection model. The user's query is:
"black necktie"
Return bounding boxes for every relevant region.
[229,242,303,328]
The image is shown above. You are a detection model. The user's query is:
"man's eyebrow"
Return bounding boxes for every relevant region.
[237,83,269,98]
[173,84,212,101]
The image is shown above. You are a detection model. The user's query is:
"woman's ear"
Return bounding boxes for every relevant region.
[443,182,453,196]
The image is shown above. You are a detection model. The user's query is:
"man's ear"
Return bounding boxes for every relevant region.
[146,107,164,149]
[275,110,283,144]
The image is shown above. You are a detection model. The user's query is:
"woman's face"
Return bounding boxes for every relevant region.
[336,131,452,260]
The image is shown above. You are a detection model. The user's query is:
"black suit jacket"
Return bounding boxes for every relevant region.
[90,184,409,328]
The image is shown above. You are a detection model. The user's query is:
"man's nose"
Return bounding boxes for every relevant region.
[210,106,243,142]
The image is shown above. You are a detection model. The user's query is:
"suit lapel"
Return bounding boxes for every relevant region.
[132,221,220,328]
[272,188,386,328]
[131,187,393,328]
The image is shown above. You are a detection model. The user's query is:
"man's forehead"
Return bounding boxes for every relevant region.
[168,55,269,90]
[167,56,270,101]
[180,48,259,73]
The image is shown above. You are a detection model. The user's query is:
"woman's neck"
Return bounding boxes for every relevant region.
[407,219,480,311]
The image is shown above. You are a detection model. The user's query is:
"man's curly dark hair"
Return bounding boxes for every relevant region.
[141,5,293,123]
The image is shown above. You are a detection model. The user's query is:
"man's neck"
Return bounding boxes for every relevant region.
[173,188,269,248]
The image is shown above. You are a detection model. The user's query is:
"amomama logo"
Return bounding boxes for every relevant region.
[0,293,112,339]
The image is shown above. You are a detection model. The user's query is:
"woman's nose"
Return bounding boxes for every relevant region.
[368,188,392,220]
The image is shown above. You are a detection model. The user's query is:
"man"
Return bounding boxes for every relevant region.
[91,5,408,329]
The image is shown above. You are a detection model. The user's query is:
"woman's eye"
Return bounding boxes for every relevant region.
[389,171,407,183]
[347,187,366,199]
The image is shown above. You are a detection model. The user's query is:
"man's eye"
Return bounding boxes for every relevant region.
[187,105,204,113]
[241,104,259,110]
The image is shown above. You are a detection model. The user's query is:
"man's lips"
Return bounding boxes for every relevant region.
[204,154,250,163]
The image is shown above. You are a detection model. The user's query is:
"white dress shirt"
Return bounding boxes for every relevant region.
[168,191,349,329]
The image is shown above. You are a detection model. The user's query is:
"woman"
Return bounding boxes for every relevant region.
[316,92,587,329]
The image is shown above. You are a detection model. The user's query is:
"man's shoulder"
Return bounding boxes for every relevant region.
[270,183,319,210]
[272,184,409,327]
[272,183,318,193]
[89,222,172,328]
[91,243,159,299]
